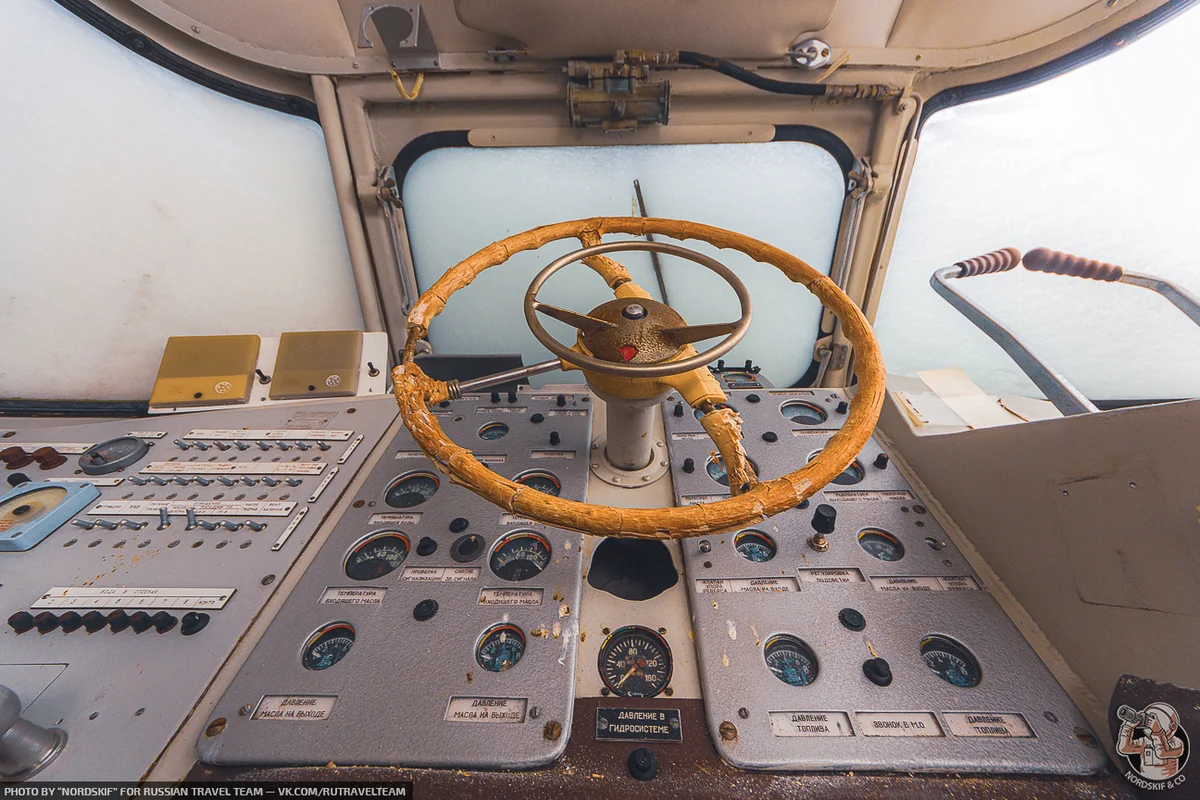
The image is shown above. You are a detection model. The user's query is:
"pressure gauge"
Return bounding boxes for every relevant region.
[858,528,905,561]
[598,626,673,698]
[734,529,777,562]
[344,531,410,580]
[764,635,819,687]
[780,400,827,425]
[489,531,551,581]
[514,470,561,496]
[301,623,356,671]
[476,623,526,672]
[385,472,439,508]
[920,635,982,688]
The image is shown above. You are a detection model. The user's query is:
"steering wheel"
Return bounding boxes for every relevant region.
[393,216,884,539]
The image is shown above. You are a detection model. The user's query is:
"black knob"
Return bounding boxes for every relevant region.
[416,536,438,557]
[438,401,451,409]
[6,472,31,488]
[835,400,849,415]
[717,359,725,369]
[797,498,810,510]
[7,611,34,634]
[150,611,177,634]
[682,458,695,474]
[508,391,518,403]
[413,599,438,622]
[129,611,153,634]
[530,413,545,424]
[673,403,684,418]
[863,657,893,687]
[746,393,761,404]
[549,431,561,446]
[628,747,658,781]
[744,359,753,371]
[761,431,778,443]
[0,447,34,469]
[106,610,131,633]
[58,611,84,633]
[556,394,567,407]
[838,608,866,631]
[449,517,469,534]
[873,453,890,469]
[180,611,210,636]
[33,612,60,634]
[490,391,501,403]
[451,534,483,562]
[811,504,836,534]
[81,611,108,633]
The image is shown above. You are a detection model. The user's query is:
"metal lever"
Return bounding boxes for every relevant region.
[931,248,1098,416]
[447,359,561,399]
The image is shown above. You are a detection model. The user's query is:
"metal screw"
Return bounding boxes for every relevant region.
[737,707,749,719]
[239,705,252,717]
[543,721,562,741]
[719,721,738,741]
[529,706,540,719]
[205,718,227,737]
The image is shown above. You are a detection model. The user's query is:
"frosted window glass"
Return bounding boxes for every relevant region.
[402,142,845,387]
[875,6,1200,401]
[0,1,364,401]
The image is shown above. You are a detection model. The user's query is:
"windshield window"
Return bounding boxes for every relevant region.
[402,141,846,387]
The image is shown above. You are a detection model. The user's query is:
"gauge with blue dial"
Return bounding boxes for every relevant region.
[734,529,777,562]
[764,635,819,687]
[780,400,827,425]
[476,623,526,672]
[858,528,905,561]
[920,635,982,688]
[301,623,356,671]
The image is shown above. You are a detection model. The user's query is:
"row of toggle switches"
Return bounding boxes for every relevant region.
[126,475,302,487]
[172,440,330,452]
[8,609,210,636]
[74,509,267,532]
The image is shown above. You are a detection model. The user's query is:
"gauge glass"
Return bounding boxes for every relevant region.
[920,635,982,687]
[858,529,905,562]
[598,626,673,698]
[706,456,759,487]
[79,436,150,475]
[478,422,509,441]
[385,472,439,508]
[806,451,864,486]
[476,623,526,672]
[721,371,758,382]
[781,400,827,426]
[694,402,735,421]
[515,471,561,496]
[734,530,776,562]
[302,623,356,671]
[344,531,410,580]
[490,531,551,581]
[764,635,819,686]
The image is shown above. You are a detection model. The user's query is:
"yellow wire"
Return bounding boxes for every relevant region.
[816,52,852,83]
[388,69,425,101]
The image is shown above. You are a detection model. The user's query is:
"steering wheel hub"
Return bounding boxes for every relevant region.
[578,297,690,365]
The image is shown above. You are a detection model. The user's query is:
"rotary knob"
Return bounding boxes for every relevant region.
[0,684,67,780]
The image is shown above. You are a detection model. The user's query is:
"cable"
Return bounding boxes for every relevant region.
[676,51,827,97]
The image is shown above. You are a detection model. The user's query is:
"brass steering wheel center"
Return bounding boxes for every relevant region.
[577,297,688,365]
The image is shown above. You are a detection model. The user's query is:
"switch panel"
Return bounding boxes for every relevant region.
[269,331,363,400]
[149,335,261,408]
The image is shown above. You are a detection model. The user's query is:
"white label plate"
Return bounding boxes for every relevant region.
[402,566,480,582]
[546,409,586,417]
[394,451,428,460]
[89,500,295,517]
[530,450,576,459]
[320,587,387,605]
[857,712,944,737]
[870,575,981,592]
[798,568,866,584]
[826,490,915,502]
[445,697,527,723]
[681,494,728,505]
[33,586,235,610]
[671,433,710,441]
[500,514,535,526]
[944,712,1034,738]
[12,443,92,454]
[253,695,337,721]
[479,588,543,606]
[186,429,353,441]
[140,462,325,475]
[694,577,800,594]
[475,407,527,414]
[770,711,855,737]
[369,512,421,525]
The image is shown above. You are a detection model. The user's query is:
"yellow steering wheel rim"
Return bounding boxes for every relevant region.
[392,216,885,539]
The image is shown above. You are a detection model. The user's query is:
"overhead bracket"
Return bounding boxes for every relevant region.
[358,3,439,69]
[567,51,670,132]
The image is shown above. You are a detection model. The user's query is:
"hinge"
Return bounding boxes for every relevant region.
[567,50,671,132]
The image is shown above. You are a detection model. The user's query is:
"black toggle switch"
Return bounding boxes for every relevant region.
[761,431,778,443]
[744,359,753,371]
[873,453,890,469]
[809,504,836,552]
[673,403,684,417]
[838,607,866,631]
[81,611,108,633]
[530,413,545,424]
[367,362,380,378]
[491,391,501,403]
[58,611,84,633]
[451,534,483,563]
[863,657,893,687]
[129,611,153,634]
[507,391,517,403]
[413,599,438,622]
[835,400,849,415]
[628,747,658,781]
[107,610,131,633]
[150,611,177,634]
[7,611,34,634]
[549,431,560,446]
[449,517,469,534]
[180,611,210,636]
[682,457,695,474]
[556,394,567,407]
[33,612,60,635]
[416,536,438,557]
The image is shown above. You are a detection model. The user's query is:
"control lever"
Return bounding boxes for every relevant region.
[808,504,835,552]
[0,684,67,781]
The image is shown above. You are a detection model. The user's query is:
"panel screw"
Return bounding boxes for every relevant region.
[205,718,227,737]
[238,705,252,717]
[529,706,540,719]
[261,574,276,586]
[737,707,749,719]
[543,720,562,741]
[719,721,738,741]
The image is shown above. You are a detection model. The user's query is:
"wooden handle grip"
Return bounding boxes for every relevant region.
[1023,247,1123,281]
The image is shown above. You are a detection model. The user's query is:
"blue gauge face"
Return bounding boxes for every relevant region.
[302,623,356,671]
[764,635,819,687]
[515,471,561,496]
[598,626,673,698]
[345,532,410,580]
[858,529,905,561]
[706,456,759,487]
[920,636,982,688]
[476,624,526,672]
[385,472,439,508]
[478,422,509,441]
[490,532,551,581]
[734,530,777,563]
[780,400,827,425]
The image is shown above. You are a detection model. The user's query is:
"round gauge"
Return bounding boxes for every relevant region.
[79,436,150,475]
[734,529,776,563]
[384,472,439,508]
[706,455,759,487]
[781,400,827,426]
[514,470,561,497]
[301,623,356,671]
[858,528,905,562]
[490,531,551,581]
[764,634,819,687]
[806,451,864,486]
[920,635,982,688]
[476,623,526,672]
[721,371,758,383]
[598,626,673,698]
[0,486,68,531]
[478,422,509,441]
[694,402,735,421]
[344,531,410,581]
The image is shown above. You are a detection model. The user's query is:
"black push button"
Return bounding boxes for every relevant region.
[180,611,210,636]
[863,657,893,687]
[413,599,438,622]
[33,612,59,634]
[151,611,178,634]
[58,611,84,633]
[7,611,34,634]
[416,536,438,557]
[838,608,866,631]
[449,517,469,534]
[628,747,658,781]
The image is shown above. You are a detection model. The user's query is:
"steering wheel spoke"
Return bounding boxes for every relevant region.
[660,321,742,346]
[531,301,617,335]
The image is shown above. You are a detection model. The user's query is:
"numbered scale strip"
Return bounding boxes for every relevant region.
[140,463,326,475]
[32,587,236,610]
[183,430,354,441]
[89,501,296,516]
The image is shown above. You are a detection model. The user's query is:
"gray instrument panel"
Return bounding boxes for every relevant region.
[662,387,1106,775]
[0,398,398,781]
[197,390,592,769]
